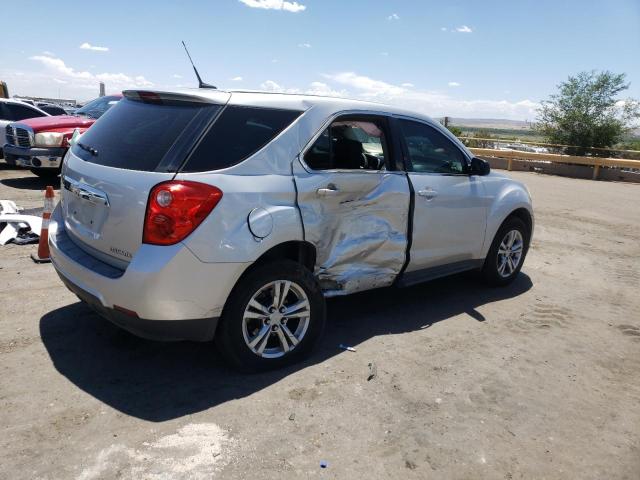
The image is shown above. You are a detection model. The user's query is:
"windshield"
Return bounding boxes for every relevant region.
[75,95,121,119]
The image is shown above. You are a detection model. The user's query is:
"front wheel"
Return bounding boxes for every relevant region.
[482,216,529,286]
[216,260,326,372]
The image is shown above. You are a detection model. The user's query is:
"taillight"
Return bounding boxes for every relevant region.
[143,181,223,245]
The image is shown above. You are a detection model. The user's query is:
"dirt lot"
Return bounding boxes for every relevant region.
[1,164,638,480]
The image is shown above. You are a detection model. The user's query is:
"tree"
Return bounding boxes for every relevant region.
[536,71,639,154]
[446,124,463,137]
[473,129,494,148]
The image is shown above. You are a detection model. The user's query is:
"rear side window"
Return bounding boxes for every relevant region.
[181,106,302,172]
[72,98,220,172]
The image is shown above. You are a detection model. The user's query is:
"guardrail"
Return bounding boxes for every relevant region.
[469,147,640,180]
[462,138,640,156]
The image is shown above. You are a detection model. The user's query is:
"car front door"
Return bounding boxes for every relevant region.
[397,118,487,273]
[293,114,410,295]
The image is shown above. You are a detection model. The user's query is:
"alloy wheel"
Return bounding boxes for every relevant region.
[497,229,524,278]
[242,280,311,358]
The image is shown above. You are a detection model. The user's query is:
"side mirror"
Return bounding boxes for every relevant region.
[469,157,490,176]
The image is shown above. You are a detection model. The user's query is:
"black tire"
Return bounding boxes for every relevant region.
[215,260,326,372]
[30,167,61,178]
[482,216,530,286]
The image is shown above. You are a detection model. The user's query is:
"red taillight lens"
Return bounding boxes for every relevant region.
[143,181,223,245]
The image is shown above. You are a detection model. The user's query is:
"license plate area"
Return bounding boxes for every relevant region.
[63,177,110,240]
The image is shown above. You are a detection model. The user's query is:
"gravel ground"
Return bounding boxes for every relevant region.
[0,164,638,480]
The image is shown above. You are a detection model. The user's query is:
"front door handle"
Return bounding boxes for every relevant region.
[317,184,339,196]
[417,188,437,200]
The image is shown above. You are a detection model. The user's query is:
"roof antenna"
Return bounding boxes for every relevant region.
[181,41,216,89]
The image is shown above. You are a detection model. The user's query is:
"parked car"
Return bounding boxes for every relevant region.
[2,94,121,177]
[0,98,49,159]
[49,89,534,371]
[37,103,67,116]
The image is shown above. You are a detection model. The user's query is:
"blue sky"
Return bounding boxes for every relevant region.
[1,0,638,120]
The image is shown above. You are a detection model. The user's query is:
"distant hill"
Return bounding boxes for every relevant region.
[441,118,534,130]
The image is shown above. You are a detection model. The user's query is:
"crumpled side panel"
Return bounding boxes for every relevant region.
[296,171,410,296]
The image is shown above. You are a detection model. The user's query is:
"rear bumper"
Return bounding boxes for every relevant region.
[48,204,251,341]
[56,270,219,341]
[2,144,66,169]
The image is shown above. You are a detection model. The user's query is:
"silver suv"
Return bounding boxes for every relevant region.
[49,89,533,371]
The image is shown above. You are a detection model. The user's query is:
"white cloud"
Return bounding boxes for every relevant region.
[30,55,93,80]
[42,50,55,56]
[455,25,473,33]
[387,13,400,20]
[29,54,153,90]
[231,76,243,81]
[401,83,414,88]
[448,82,461,87]
[238,0,306,13]
[298,43,312,48]
[323,71,539,120]
[306,81,348,97]
[440,27,447,31]
[80,42,109,52]
[380,52,389,56]
[259,80,346,97]
[260,80,284,91]
[172,74,183,79]
[323,72,406,97]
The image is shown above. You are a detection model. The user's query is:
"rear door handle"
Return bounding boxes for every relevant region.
[317,184,339,196]
[417,188,437,200]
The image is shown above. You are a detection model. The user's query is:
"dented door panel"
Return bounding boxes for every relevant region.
[293,159,410,296]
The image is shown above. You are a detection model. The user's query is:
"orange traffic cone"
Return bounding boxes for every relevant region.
[31,186,55,263]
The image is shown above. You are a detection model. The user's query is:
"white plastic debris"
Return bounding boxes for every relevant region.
[0,200,42,245]
[0,200,20,214]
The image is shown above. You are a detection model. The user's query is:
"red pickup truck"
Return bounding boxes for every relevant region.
[3,94,121,177]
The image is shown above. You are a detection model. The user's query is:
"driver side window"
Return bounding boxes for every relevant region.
[304,118,388,171]
[399,119,466,174]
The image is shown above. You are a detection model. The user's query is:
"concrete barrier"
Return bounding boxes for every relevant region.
[471,148,640,183]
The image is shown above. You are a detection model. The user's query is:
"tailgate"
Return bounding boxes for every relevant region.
[61,90,229,267]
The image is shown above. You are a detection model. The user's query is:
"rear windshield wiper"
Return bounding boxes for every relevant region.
[77,142,98,156]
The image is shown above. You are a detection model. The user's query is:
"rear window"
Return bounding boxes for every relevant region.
[72,98,220,172]
[180,106,302,172]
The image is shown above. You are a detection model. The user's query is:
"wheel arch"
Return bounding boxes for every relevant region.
[229,240,317,296]
[252,240,317,272]
[507,207,533,236]
[483,183,534,258]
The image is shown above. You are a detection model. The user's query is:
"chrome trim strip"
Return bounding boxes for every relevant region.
[62,176,110,207]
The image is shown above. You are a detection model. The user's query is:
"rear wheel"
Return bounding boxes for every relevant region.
[482,216,529,286]
[216,260,326,372]
[30,167,61,178]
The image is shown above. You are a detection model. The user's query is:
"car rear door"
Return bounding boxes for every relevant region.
[397,118,487,273]
[293,114,410,295]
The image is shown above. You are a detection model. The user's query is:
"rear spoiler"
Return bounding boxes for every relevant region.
[123,90,229,105]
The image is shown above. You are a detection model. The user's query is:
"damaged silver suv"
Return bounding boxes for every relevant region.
[49,89,533,371]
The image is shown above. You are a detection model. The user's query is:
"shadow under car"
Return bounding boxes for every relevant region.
[39,272,533,422]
